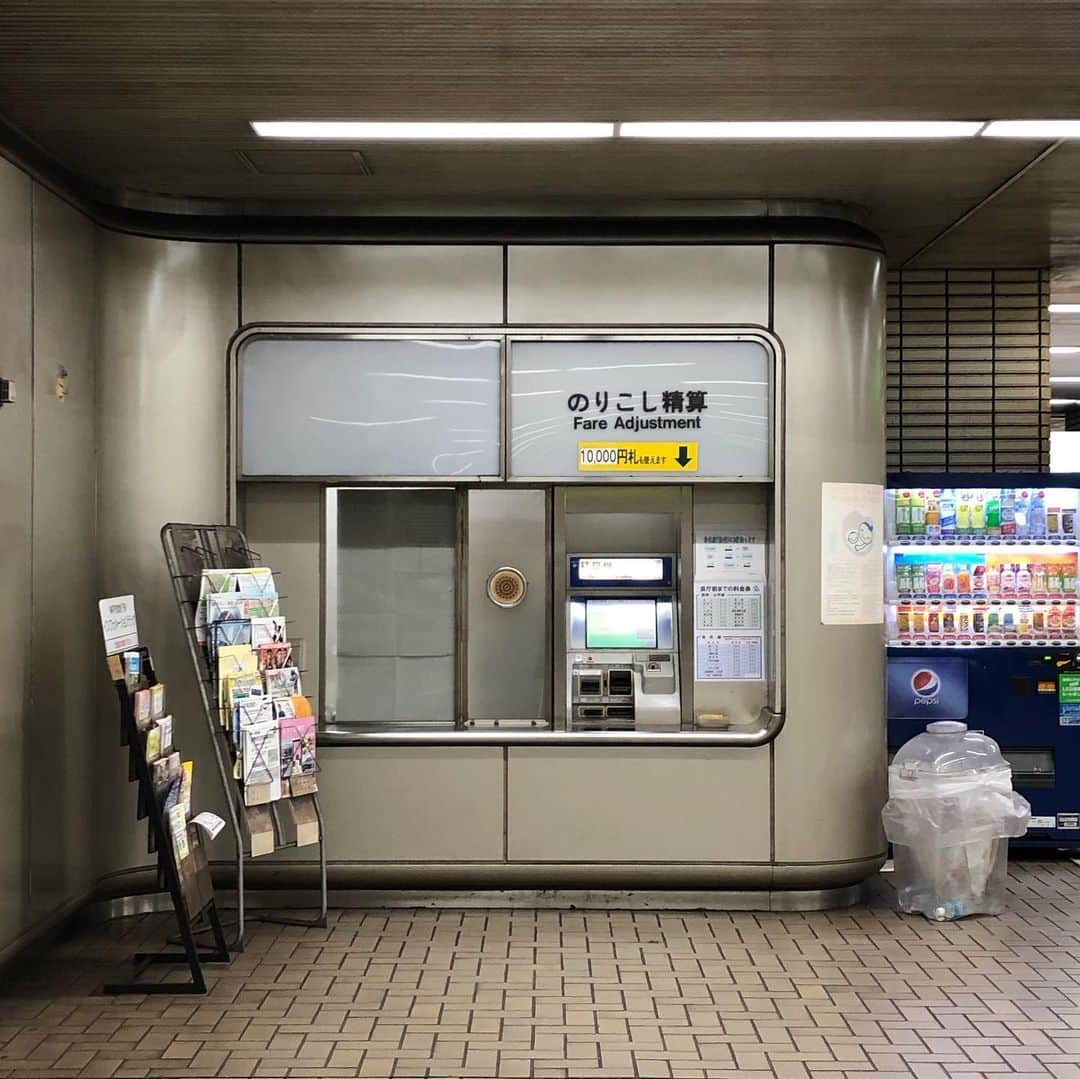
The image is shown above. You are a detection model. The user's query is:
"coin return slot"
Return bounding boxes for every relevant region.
[607,669,633,697]
[605,705,635,720]
[578,705,605,719]
[578,675,602,696]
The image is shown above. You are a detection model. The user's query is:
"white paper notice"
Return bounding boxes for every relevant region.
[98,594,139,655]
[695,581,764,631]
[820,482,884,625]
[695,533,766,580]
[192,812,227,840]
[695,631,763,680]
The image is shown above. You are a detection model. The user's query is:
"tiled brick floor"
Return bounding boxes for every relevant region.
[4,860,1080,1077]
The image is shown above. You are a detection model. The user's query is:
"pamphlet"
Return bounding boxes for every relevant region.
[242,719,282,805]
[98,594,139,655]
[265,667,302,698]
[280,713,317,781]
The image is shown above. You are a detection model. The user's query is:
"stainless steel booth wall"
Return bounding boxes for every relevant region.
[774,245,888,869]
[0,159,98,962]
[235,242,885,886]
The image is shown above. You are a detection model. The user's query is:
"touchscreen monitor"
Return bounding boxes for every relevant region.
[585,599,658,649]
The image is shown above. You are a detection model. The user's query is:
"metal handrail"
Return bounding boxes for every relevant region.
[320,707,784,748]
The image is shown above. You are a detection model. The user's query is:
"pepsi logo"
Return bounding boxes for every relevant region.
[911,668,940,698]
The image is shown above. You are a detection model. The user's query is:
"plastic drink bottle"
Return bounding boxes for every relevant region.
[1000,489,1016,536]
[896,562,912,595]
[972,562,987,594]
[1000,562,1015,594]
[1048,504,1061,536]
[971,492,986,535]
[895,491,911,535]
[986,491,1001,536]
[926,564,942,594]
[925,492,941,537]
[941,563,956,594]
[987,563,1001,595]
[1017,563,1032,596]
[1047,563,1063,595]
[956,565,971,594]
[1065,562,1077,595]
[939,492,957,536]
[1018,610,1032,635]
[1014,490,1030,538]
[1030,491,1046,539]
[1032,562,1047,594]
[1064,508,1075,537]
[957,493,971,535]
[910,491,926,536]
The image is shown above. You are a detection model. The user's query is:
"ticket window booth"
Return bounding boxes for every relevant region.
[238,333,781,739]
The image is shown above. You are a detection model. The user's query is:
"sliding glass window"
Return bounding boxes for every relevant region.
[325,488,459,729]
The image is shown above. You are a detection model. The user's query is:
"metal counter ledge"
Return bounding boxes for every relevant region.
[319,708,784,747]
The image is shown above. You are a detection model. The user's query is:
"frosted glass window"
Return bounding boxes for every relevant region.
[240,337,501,477]
[328,489,457,729]
[509,338,771,479]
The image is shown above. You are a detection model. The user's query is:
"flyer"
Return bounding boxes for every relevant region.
[820,482,884,626]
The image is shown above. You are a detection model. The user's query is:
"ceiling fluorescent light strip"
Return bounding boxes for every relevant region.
[252,118,1080,142]
[619,121,983,139]
[1050,304,1080,314]
[983,120,1080,138]
[1051,347,1080,355]
[251,121,614,139]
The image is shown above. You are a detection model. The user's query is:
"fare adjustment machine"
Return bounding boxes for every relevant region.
[567,555,680,730]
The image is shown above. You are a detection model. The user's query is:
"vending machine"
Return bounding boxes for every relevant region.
[886,472,1080,847]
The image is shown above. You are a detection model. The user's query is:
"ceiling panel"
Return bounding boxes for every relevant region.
[1,1,1080,271]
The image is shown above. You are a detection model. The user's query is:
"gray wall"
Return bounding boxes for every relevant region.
[0,162,99,961]
[95,232,237,879]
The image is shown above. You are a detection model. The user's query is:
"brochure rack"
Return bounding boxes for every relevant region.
[161,523,328,947]
[107,673,229,994]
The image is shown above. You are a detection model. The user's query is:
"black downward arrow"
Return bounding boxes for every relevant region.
[675,445,692,468]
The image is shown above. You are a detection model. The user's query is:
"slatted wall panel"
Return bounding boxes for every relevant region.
[886,269,1050,472]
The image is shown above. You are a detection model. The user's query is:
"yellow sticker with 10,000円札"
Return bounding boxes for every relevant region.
[577,441,698,472]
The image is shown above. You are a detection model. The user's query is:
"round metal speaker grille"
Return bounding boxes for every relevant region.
[486,566,528,608]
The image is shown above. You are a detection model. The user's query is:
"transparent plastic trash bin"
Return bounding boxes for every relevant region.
[882,721,1030,921]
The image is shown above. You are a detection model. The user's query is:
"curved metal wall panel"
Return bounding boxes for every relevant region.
[507,245,768,325]
[772,244,888,866]
[96,231,238,878]
[242,244,504,325]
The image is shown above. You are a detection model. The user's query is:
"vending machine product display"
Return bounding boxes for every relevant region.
[886,472,1080,847]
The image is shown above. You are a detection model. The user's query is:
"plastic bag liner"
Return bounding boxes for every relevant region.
[883,761,1030,920]
[882,764,1031,849]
